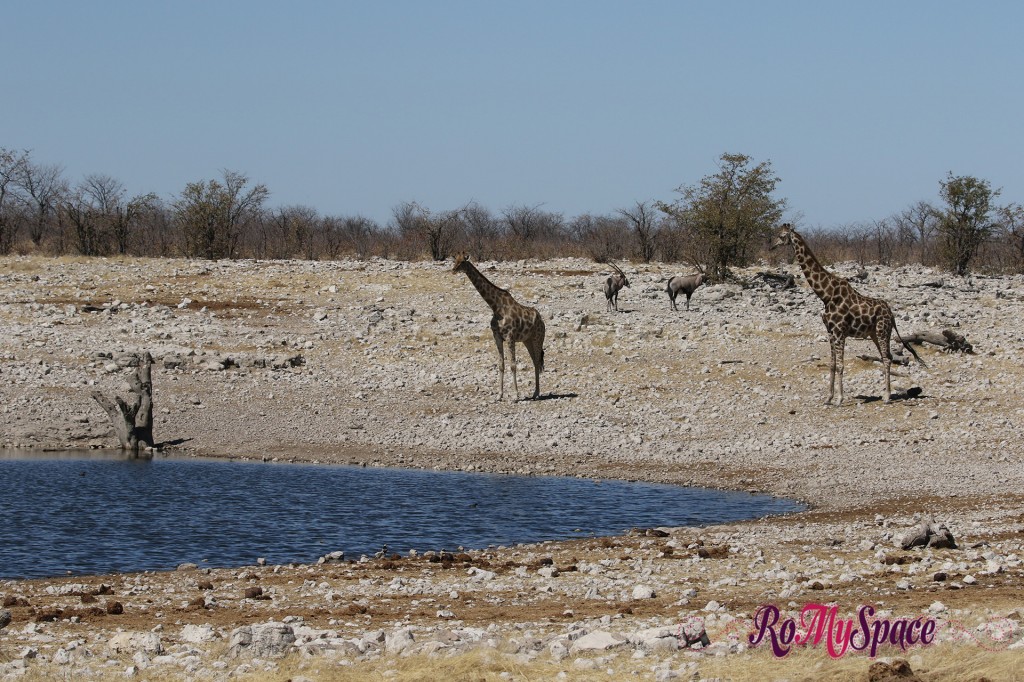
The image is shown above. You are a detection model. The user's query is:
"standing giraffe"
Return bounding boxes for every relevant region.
[452,254,546,401]
[771,224,924,405]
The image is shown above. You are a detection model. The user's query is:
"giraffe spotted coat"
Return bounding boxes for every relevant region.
[771,224,924,405]
[452,254,545,401]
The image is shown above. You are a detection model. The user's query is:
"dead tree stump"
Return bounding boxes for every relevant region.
[92,351,154,453]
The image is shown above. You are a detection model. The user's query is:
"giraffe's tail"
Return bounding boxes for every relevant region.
[894,323,927,368]
[539,349,545,373]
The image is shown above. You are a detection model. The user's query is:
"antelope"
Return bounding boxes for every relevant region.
[666,271,706,311]
[604,262,630,312]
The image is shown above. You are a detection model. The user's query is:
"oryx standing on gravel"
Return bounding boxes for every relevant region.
[666,269,706,311]
[604,262,630,312]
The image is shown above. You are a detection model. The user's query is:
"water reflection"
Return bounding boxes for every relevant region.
[0,450,804,579]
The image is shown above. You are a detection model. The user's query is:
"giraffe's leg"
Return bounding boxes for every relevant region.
[876,334,893,403]
[526,340,542,400]
[491,327,505,402]
[882,354,892,403]
[826,337,839,405]
[509,340,520,400]
[835,338,846,406]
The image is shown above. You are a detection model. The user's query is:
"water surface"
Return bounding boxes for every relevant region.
[0,451,803,579]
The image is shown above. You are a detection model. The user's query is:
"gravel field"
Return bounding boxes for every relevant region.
[2,254,1023,680]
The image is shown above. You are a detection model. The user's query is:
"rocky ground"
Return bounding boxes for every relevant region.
[1,254,1023,680]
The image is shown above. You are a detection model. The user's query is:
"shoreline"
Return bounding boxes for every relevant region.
[3,254,1024,679]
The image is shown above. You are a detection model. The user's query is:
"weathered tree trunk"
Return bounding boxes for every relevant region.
[859,328,973,365]
[753,271,796,289]
[901,329,973,354]
[92,351,154,453]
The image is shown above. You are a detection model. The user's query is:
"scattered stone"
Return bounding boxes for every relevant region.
[697,546,730,559]
[162,355,185,370]
[631,585,656,600]
[108,632,163,655]
[468,567,496,581]
[570,630,626,653]
[180,624,217,644]
[317,550,345,564]
[898,517,957,550]
[384,627,416,654]
[228,622,295,658]
[629,626,679,652]
[867,658,922,682]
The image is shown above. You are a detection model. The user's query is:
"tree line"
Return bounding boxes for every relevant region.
[2,147,1022,275]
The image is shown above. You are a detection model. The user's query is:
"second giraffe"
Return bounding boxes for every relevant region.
[452,254,546,401]
[771,224,925,405]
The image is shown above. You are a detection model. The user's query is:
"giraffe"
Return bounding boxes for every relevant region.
[770,224,924,405]
[452,254,546,401]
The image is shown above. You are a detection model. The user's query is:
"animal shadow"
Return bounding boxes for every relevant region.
[157,437,193,448]
[528,392,579,402]
[853,386,924,404]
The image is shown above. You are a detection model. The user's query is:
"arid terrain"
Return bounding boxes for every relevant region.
[1,254,1023,681]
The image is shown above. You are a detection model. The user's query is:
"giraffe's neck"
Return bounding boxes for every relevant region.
[460,261,515,314]
[791,233,843,303]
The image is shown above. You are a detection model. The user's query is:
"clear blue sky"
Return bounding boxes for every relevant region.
[5,1,1022,229]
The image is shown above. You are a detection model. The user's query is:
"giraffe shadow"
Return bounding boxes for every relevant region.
[853,386,925,403]
[525,392,579,402]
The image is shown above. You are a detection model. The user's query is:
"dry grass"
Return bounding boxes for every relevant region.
[710,643,1024,681]
[247,645,1023,682]
[242,650,668,682]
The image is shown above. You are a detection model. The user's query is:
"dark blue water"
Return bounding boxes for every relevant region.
[0,451,803,579]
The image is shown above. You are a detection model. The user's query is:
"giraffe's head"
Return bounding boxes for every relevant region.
[452,253,470,273]
[770,224,797,251]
